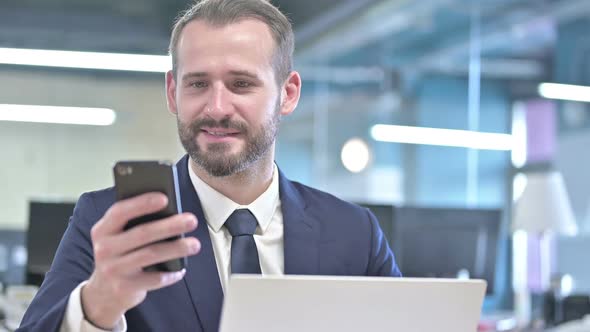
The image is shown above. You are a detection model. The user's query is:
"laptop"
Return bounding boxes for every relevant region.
[220,275,486,332]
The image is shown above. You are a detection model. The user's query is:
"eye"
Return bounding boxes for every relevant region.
[234,80,251,88]
[189,81,208,88]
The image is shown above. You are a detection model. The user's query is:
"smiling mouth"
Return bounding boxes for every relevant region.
[201,129,240,137]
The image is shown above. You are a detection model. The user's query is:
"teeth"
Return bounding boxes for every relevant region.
[209,131,228,136]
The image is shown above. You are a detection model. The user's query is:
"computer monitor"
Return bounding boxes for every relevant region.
[0,230,27,285]
[26,201,75,286]
[358,204,394,243]
[360,204,501,295]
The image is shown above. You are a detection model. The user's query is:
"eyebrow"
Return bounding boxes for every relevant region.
[181,70,261,82]
[181,72,207,82]
[228,70,260,80]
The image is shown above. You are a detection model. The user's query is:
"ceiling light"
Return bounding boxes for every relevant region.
[0,104,116,126]
[341,138,371,173]
[538,82,590,103]
[0,48,170,73]
[371,124,513,151]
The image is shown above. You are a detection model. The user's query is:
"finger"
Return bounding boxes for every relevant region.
[93,192,168,237]
[131,269,187,292]
[105,213,197,256]
[109,237,200,275]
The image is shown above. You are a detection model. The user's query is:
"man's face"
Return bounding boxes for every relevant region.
[167,19,288,177]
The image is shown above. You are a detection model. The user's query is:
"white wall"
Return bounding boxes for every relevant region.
[0,69,184,229]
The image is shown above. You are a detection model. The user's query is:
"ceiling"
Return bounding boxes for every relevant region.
[297,0,590,79]
[1,0,589,81]
[0,0,358,54]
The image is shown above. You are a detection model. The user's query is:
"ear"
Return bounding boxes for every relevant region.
[279,71,301,116]
[166,70,178,115]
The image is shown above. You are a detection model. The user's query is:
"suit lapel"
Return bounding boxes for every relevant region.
[279,170,320,275]
[176,155,223,332]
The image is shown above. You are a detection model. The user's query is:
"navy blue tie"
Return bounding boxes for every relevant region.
[224,209,262,274]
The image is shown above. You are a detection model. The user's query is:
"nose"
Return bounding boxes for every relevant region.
[206,82,232,119]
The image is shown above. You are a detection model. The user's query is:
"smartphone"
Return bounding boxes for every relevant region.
[113,160,186,272]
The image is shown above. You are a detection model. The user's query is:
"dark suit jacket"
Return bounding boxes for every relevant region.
[18,155,401,332]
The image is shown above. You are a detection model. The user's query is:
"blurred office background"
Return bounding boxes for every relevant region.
[1,0,590,329]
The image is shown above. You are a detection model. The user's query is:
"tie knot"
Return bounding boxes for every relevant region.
[225,209,258,237]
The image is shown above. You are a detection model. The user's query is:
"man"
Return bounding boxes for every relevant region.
[18,0,401,331]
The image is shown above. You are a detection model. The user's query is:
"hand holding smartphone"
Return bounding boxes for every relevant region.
[113,160,187,272]
[81,161,197,329]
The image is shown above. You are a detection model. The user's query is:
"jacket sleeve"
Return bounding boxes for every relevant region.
[18,193,98,332]
[365,208,402,277]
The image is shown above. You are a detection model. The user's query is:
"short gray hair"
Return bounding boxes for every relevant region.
[169,0,294,86]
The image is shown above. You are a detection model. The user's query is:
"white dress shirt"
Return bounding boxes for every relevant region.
[189,162,284,292]
[60,162,284,332]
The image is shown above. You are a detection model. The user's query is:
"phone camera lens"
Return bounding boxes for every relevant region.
[117,165,133,176]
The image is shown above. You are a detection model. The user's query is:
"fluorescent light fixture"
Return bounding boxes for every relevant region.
[538,82,590,103]
[0,48,170,73]
[0,104,116,126]
[511,102,527,168]
[371,124,513,151]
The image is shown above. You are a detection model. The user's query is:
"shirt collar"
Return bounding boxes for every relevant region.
[187,162,279,234]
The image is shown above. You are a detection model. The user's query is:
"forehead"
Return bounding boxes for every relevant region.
[176,19,276,75]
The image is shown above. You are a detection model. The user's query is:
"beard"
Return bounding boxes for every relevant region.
[177,100,281,177]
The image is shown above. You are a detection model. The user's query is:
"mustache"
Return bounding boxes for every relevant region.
[190,117,248,132]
